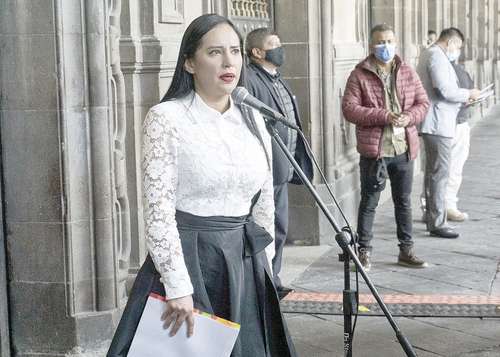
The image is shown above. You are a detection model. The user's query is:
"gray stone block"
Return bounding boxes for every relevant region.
[0,0,55,35]
[280,43,309,79]
[10,280,118,356]
[64,111,92,222]
[6,222,65,283]
[60,1,84,35]
[9,281,75,355]
[66,219,95,314]
[288,206,320,245]
[74,313,115,348]
[87,107,113,221]
[274,0,308,43]
[395,317,499,357]
[1,110,62,222]
[60,34,87,110]
[0,35,57,111]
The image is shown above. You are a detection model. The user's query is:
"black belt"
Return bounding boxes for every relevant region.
[175,210,273,257]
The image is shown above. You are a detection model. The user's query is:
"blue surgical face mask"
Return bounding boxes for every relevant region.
[373,43,396,63]
[447,49,461,62]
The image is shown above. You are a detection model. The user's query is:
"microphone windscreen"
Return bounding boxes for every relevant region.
[231,86,249,106]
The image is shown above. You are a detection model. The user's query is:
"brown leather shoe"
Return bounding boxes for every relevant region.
[358,248,371,272]
[398,248,428,268]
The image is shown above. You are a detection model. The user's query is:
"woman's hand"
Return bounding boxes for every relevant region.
[162,295,195,337]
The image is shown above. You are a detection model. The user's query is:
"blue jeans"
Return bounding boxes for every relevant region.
[357,153,414,252]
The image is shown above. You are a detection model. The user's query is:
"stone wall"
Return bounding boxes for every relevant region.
[1,0,499,355]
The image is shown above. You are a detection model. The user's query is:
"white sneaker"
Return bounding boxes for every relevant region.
[447,208,469,222]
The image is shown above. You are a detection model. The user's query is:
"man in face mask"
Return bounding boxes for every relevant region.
[417,28,480,239]
[245,28,313,300]
[342,24,430,272]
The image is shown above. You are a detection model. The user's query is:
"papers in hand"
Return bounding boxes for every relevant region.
[481,83,494,93]
[467,83,495,106]
[128,294,240,357]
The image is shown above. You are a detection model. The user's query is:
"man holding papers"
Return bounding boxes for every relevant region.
[417,27,481,238]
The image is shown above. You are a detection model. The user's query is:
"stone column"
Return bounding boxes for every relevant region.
[371,0,421,65]
[475,0,491,96]
[403,0,422,66]
[418,0,429,48]
[119,0,162,285]
[327,0,369,241]
[273,0,321,245]
[428,0,442,33]
[120,0,213,287]
[0,0,124,355]
[441,0,451,28]
[493,0,500,101]
[274,0,369,245]
[0,179,9,356]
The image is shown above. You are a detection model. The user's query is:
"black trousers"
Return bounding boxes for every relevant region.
[272,183,288,288]
[357,153,414,252]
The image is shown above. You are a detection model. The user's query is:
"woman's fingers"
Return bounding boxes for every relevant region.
[160,295,194,337]
[162,310,177,330]
[161,304,173,321]
[185,312,195,337]
[169,312,186,336]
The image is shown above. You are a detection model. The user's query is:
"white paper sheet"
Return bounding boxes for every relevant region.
[467,89,494,106]
[480,83,494,93]
[128,294,240,357]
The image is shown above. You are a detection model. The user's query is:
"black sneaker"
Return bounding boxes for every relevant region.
[358,248,371,272]
[398,248,428,268]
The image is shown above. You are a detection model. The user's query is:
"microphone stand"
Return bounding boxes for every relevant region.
[263,118,417,357]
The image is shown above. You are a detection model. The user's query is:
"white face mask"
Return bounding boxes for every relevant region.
[447,49,461,62]
[446,39,462,62]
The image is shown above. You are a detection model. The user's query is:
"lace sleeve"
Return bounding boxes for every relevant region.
[251,111,276,270]
[142,107,194,299]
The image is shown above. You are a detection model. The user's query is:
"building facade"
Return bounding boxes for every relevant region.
[1,0,498,355]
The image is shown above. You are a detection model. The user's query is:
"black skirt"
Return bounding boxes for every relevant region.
[107,210,297,357]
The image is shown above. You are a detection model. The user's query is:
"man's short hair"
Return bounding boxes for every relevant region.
[428,30,437,36]
[245,27,276,58]
[369,23,394,43]
[438,27,464,43]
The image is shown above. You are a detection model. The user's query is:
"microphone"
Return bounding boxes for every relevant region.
[232,87,300,130]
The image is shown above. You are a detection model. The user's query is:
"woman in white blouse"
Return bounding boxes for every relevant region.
[107,14,296,357]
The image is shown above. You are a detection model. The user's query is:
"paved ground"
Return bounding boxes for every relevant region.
[281,106,500,356]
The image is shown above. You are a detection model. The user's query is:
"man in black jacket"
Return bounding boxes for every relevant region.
[245,28,313,299]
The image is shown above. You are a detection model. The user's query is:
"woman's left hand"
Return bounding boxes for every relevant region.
[161,294,195,337]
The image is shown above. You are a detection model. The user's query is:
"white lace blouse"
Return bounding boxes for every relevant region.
[142,92,275,299]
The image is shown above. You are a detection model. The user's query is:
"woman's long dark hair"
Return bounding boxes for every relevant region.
[161,14,270,168]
